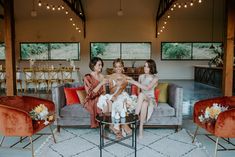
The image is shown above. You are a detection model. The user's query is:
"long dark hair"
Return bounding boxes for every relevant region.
[89,57,104,71]
[146,59,157,74]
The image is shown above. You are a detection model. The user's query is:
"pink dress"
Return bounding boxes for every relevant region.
[84,74,104,128]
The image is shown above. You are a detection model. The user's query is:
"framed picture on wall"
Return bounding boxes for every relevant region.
[0,43,5,60]
[20,42,80,60]
[161,42,192,60]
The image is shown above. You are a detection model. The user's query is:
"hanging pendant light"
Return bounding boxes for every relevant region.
[31,0,37,17]
[117,0,124,16]
[209,0,215,49]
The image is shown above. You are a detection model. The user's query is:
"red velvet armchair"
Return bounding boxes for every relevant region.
[192,96,235,157]
[0,96,56,157]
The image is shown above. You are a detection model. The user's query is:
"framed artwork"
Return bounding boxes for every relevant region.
[161,42,223,60]
[90,42,151,60]
[20,42,80,60]
[0,43,5,60]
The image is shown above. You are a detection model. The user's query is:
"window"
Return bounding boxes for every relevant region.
[161,42,223,60]
[20,42,80,60]
[90,42,151,60]
[0,43,5,60]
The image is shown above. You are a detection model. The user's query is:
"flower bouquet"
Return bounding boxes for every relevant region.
[198,103,228,123]
[29,104,54,125]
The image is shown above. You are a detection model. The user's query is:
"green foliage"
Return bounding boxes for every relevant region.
[163,43,191,59]
[91,43,107,58]
[21,44,48,59]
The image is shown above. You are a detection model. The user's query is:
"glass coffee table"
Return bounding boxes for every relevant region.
[96,113,139,157]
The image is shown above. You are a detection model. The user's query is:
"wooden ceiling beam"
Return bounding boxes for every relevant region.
[0,0,4,8]
[156,0,176,37]
[63,0,86,38]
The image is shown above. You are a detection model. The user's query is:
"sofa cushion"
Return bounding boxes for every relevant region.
[60,104,90,118]
[152,103,175,117]
[157,83,168,103]
[64,86,85,105]
[76,89,86,105]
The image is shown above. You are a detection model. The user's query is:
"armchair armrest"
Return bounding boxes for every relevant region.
[215,108,235,138]
[0,105,33,136]
[168,84,183,119]
[22,96,55,113]
[193,97,226,123]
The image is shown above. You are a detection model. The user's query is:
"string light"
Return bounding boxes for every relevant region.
[157,0,204,37]
[36,0,82,33]
[38,0,42,7]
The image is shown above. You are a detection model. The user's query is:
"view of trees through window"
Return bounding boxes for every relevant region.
[20,42,80,60]
[90,42,151,60]
[0,43,5,60]
[161,42,223,60]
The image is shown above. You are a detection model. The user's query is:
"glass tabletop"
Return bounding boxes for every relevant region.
[96,113,139,125]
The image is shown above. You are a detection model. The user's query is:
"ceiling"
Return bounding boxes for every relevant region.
[0,0,224,22]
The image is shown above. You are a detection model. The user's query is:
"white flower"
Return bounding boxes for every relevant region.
[198,115,205,122]
[43,120,49,125]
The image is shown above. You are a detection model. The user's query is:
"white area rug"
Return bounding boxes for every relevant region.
[35,128,209,157]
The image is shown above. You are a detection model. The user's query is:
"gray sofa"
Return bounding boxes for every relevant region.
[52,82,183,132]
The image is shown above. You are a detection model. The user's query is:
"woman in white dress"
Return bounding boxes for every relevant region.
[97,58,132,139]
[128,59,158,139]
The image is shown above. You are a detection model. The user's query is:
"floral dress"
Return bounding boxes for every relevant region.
[139,74,158,121]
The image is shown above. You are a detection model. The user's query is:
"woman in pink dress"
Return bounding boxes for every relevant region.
[83,57,108,128]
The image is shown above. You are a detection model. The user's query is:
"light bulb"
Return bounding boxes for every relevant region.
[73,23,75,26]
[178,4,181,8]
[76,27,79,30]
[164,21,167,24]
[70,18,73,21]
[46,4,50,9]
[38,0,42,7]
[78,30,81,33]
[199,0,202,3]
[167,15,170,18]
[58,6,61,11]
[117,9,124,16]
[184,3,187,8]
[190,2,194,6]
[65,11,69,14]
[157,32,160,35]
[171,8,174,11]
[61,5,64,9]
[52,6,55,11]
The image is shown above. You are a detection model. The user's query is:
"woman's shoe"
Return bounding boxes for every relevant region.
[109,126,123,140]
[122,124,132,136]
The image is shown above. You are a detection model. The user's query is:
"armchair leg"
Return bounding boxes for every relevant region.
[192,125,199,143]
[29,136,34,157]
[49,125,56,143]
[0,136,5,146]
[214,137,219,157]
[57,125,61,133]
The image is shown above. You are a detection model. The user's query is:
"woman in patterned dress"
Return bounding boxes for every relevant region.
[128,59,158,139]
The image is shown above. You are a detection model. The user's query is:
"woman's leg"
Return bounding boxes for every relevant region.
[139,100,148,139]
[135,93,147,115]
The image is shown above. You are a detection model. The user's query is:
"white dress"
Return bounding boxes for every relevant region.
[97,80,134,116]
[139,74,158,121]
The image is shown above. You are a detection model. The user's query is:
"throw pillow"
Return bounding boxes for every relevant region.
[64,86,85,105]
[154,88,160,105]
[156,83,168,103]
[131,85,139,96]
[76,89,87,105]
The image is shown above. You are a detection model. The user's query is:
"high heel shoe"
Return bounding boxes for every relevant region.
[109,126,123,140]
[122,124,132,136]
